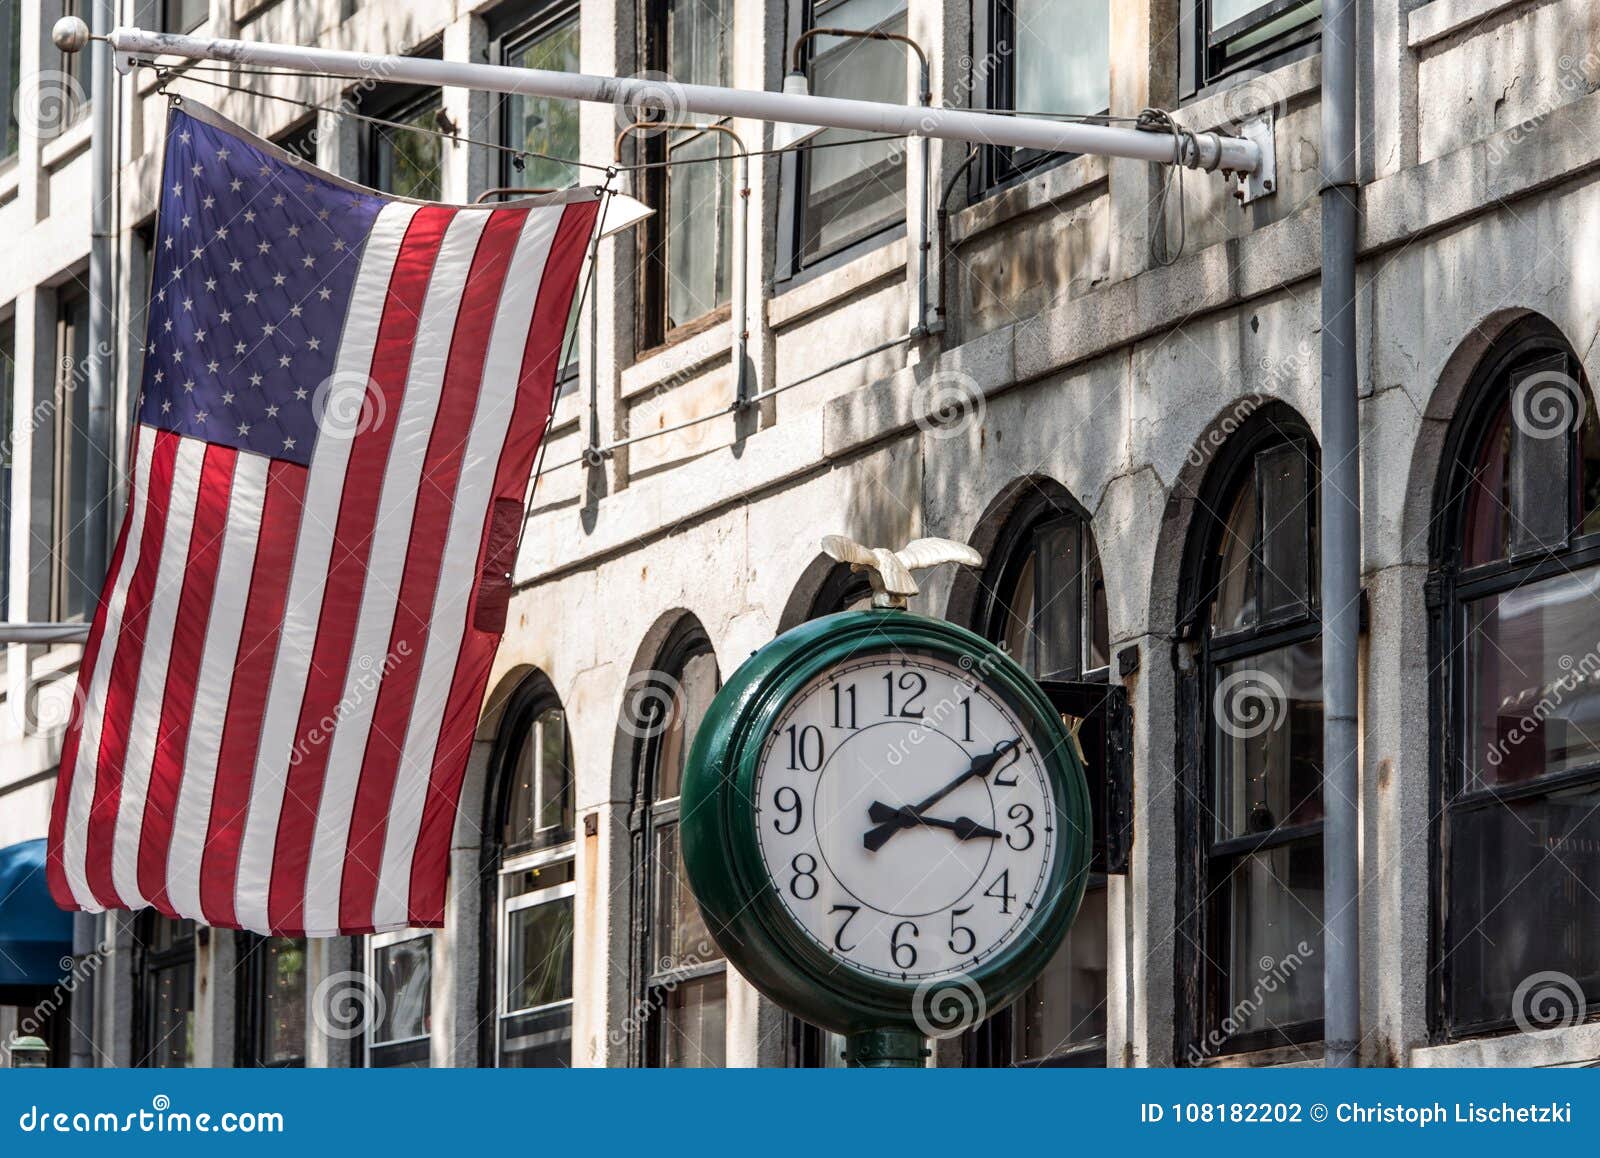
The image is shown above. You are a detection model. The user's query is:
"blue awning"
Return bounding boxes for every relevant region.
[0,839,74,988]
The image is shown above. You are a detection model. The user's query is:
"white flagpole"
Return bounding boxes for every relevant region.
[100,26,1270,181]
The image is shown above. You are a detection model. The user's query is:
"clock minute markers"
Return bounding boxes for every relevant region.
[861,737,1022,852]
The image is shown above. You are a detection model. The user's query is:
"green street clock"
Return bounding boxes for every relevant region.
[681,538,1093,1066]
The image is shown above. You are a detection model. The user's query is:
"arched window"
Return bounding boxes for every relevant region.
[965,484,1123,1067]
[485,673,577,1067]
[1431,319,1600,1038]
[1179,408,1323,1059]
[630,620,724,1066]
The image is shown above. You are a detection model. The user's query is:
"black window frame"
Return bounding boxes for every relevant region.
[1179,0,1322,101]
[1176,404,1325,1061]
[633,0,737,351]
[1427,317,1600,1042]
[1,0,21,161]
[963,485,1128,1068]
[971,0,1110,194]
[775,0,910,283]
[356,62,446,200]
[628,619,726,1066]
[134,913,196,1069]
[160,0,208,35]
[52,278,95,624]
[492,0,584,392]
[235,933,307,1068]
[363,931,434,1068]
[0,313,12,625]
[478,671,578,1068]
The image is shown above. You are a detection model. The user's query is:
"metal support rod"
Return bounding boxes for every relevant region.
[104,28,1262,174]
[85,2,114,604]
[1320,0,1361,1070]
[0,623,93,644]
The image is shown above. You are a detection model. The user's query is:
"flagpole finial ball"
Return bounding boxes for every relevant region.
[52,16,90,53]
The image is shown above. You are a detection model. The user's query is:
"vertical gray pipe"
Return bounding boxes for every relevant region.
[85,0,113,587]
[1319,0,1360,1069]
[70,0,116,1068]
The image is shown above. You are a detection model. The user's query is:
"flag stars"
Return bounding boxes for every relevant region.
[288,304,302,317]
[190,163,203,176]
[273,273,287,287]
[272,194,286,207]
[219,309,232,323]
[250,373,263,388]
[215,146,230,161]
[207,360,220,374]
[301,255,316,269]
[214,226,228,240]
[237,421,251,436]
[305,337,321,351]
[287,224,301,238]
[293,387,308,400]
[244,291,259,304]
[261,323,276,336]
[221,390,235,404]
[229,259,242,273]
[283,436,296,450]
[265,404,279,418]
[278,354,292,368]
[229,178,243,193]
[317,287,332,301]
[234,342,247,355]
[257,241,272,255]
[205,278,217,292]
[244,210,257,223]
[160,399,172,413]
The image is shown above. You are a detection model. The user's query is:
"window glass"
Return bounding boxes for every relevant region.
[1194,425,1324,1053]
[1012,886,1107,1061]
[653,648,719,802]
[1213,640,1324,840]
[636,629,725,1066]
[372,936,432,1046]
[242,936,307,1066]
[503,706,574,852]
[1,317,12,623]
[138,917,195,1068]
[1220,841,1323,1030]
[1464,570,1600,788]
[1012,0,1107,117]
[54,287,94,622]
[163,0,208,34]
[506,897,574,1013]
[1193,0,1321,92]
[1447,785,1600,1030]
[660,973,726,1067]
[665,127,734,327]
[369,97,443,200]
[799,0,906,264]
[503,13,581,190]
[1,0,19,160]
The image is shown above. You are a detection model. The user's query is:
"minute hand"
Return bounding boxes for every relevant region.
[862,738,1021,852]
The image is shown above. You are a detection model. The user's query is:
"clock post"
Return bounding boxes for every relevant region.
[681,536,1094,1071]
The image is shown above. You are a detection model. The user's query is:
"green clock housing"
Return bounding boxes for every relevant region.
[681,609,1093,1065]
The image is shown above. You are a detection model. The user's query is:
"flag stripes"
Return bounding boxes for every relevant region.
[47,101,599,936]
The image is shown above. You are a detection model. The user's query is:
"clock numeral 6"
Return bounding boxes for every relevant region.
[891,920,919,970]
[771,786,803,835]
[785,724,824,772]
[947,906,976,955]
[789,852,819,900]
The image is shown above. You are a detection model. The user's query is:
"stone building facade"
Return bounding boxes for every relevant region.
[2,0,1600,1068]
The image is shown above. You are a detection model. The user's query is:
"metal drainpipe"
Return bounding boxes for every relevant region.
[1319,0,1361,1069]
[70,0,116,1069]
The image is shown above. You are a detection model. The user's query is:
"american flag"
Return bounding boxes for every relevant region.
[46,100,599,936]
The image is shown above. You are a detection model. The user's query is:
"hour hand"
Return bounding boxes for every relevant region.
[865,802,1001,842]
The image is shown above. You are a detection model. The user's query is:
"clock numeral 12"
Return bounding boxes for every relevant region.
[882,670,927,718]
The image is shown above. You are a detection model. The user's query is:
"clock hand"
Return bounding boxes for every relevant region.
[862,738,1021,852]
[865,802,1001,840]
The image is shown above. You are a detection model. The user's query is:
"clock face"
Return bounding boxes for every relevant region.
[753,650,1057,983]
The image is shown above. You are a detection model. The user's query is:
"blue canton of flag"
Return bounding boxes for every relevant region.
[137,102,385,466]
